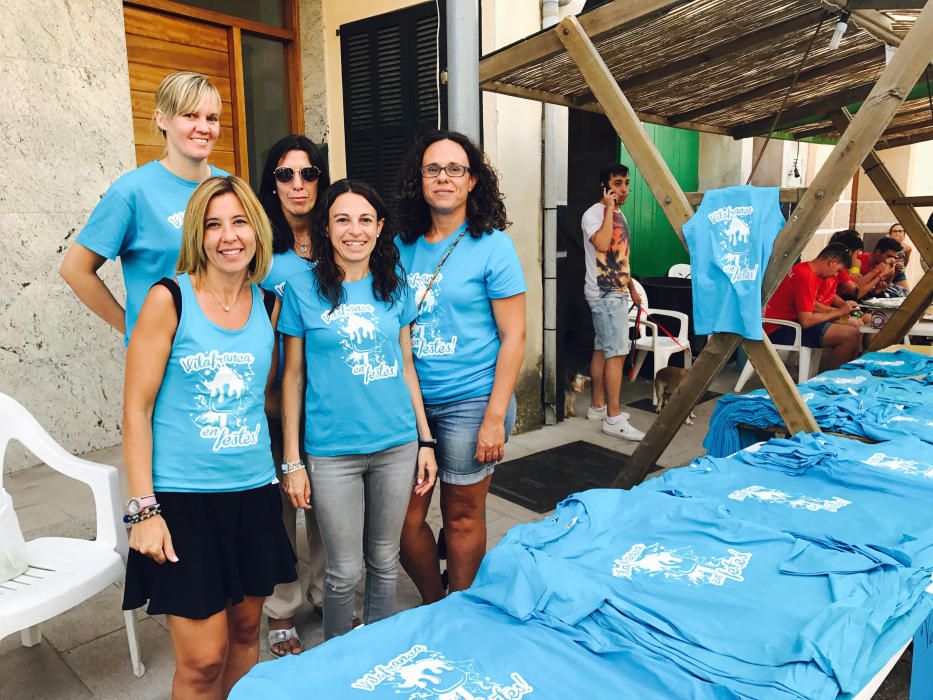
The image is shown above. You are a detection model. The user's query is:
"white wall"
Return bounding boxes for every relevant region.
[0,1,135,472]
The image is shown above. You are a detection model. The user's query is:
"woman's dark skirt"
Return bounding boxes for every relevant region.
[122,482,297,620]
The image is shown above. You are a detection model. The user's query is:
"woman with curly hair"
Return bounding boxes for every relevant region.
[277,179,438,639]
[395,130,526,603]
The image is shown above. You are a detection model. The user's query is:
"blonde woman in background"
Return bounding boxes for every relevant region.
[60,71,228,344]
[122,176,295,698]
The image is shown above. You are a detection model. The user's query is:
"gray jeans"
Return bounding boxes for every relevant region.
[309,439,417,639]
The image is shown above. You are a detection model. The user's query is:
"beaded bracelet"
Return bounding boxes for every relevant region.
[281,460,306,475]
[123,504,161,525]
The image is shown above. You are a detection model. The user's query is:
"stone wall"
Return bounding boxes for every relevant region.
[0,1,135,472]
[299,0,328,144]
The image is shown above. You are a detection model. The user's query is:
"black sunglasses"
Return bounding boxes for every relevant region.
[273,165,322,184]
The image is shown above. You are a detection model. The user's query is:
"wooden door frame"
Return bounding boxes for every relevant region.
[124,0,305,180]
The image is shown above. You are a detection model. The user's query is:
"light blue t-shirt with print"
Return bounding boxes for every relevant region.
[278,269,418,456]
[261,250,312,389]
[396,224,526,405]
[76,160,228,344]
[151,274,274,492]
[683,185,784,340]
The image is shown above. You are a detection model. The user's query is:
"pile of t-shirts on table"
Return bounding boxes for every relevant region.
[231,433,933,700]
[705,350,933,457]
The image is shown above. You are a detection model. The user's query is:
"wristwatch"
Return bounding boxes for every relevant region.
[124,495,157,517]
[418,438,438,449]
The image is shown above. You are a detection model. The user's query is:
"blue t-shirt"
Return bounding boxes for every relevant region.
[230,593,740,700]
[151,274,274,492]
[470,489,919,698]
[76,160,228,344]
[843,349,933,381]
[260,250,312,389]
[683,185,784,340]
[278,269,418,456]
[396,224,526,404]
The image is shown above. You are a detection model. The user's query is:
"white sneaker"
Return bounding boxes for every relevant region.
[587,405,629,421]
[602,417,645,441]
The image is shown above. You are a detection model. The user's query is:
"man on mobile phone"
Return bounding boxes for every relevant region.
[580,162,644,441]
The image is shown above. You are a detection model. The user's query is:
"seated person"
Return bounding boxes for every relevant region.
[824,229,861,299]
[764,243,862,370]
[858,237,908,298]
[887,222,912,272]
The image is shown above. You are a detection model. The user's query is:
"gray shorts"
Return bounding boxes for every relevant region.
[590,294,631,359]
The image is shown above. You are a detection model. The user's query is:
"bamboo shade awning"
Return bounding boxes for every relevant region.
[479,0,932,143]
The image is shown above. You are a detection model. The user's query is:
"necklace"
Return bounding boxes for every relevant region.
[206,282,244,312]
[295,238,311,256]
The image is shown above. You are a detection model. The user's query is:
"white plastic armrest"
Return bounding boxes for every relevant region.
[645,308,690,342]
[763,318,802,347]
[1,395,124,555]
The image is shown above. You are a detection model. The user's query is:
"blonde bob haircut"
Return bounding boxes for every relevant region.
[153,71,221,137]
[177,176,273,285]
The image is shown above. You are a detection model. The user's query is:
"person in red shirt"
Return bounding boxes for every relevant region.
[764,243,861,370]
[857,237,906,298]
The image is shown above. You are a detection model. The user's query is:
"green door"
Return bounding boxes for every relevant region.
[618,124,698,277]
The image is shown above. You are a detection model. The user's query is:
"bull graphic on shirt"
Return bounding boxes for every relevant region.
[728,485,851,512]
[351,645,534,699]
[408,272,458,358]
[613,542,752,586]
[708,205,759,284]
[595,210,631,294]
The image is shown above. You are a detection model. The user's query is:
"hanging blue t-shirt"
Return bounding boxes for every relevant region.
[278,268,418,456]
[151,274,274,492]
[260,250,312,389]
[470,489,917,698]
[395,224,526,404]
[230,593,740,700]
[76,160,228,344]
[645,449,933,567]
[684,185,784,340]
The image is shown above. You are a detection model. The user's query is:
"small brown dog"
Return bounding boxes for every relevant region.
[654,366,696,425]
[564,372,591,418]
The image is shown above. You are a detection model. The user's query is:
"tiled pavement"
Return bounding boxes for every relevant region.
[0,366,910,698]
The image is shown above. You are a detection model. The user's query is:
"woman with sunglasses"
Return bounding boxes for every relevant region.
[256,135,330,656]
[60,71,227,345]
[395,131,526,603]
[122,176,295,697]
[277,179,437,639]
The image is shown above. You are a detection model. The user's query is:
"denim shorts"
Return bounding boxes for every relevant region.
[590,294,631,359]
[425,394,517,486]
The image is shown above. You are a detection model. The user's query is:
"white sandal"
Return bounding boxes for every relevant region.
[268,626,302,657]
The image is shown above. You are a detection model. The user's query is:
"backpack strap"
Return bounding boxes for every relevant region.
[153,277,182,323]
[262,288,277,320]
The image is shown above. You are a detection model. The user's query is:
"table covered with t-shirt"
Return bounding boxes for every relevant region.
[705,349,933,457]
[231,423,933,699]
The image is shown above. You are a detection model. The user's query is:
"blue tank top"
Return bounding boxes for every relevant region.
[151,273,274,492]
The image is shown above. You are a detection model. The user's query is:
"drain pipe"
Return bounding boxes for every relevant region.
[542,0,566,424]
[446,0,481,141]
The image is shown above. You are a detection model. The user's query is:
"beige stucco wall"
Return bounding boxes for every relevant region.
[299,0,328,143]
[0,0,134,472]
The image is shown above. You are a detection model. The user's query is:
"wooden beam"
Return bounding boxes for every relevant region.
[876,130,933,150]
[867,269,933,351]
[555,14,693,242]
[847,1,927,10]
[742,338,820,434]
[228,27,249,180]
[887,196,933,207]
[671,46,885,126]
[622,0,933,485]
[685,188,805,206]
[612,9,826,93]
[479,0,686,85]
[830,109,933,266]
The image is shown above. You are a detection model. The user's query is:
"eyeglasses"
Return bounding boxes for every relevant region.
[273,166,322,184]
[420,164,470,178]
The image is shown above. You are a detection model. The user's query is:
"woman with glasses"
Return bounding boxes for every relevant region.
[395,130,526,603]
[277,179,437,639]
[60,71,227,345]
[122,176,295,697]
[256,135,330,656]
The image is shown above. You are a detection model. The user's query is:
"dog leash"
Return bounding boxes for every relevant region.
[628,303,692,381]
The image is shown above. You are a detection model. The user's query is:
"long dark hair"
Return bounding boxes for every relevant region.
[258,134,331,254]
[311,179,403,312]
[396,130,510,243]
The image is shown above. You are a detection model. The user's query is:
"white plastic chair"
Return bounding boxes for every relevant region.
[668,263,692,279]
[734,319,822,392]
[628,280,693,404]
[0,393,144,677]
